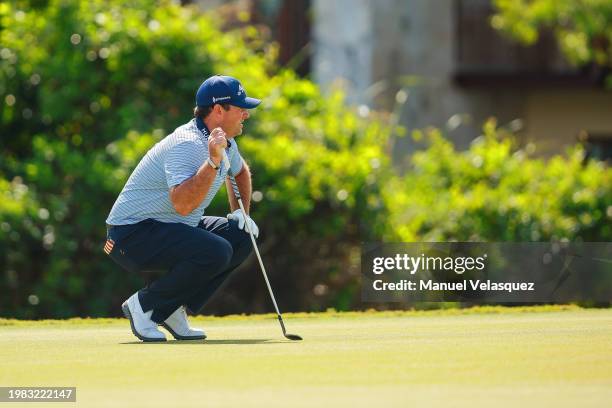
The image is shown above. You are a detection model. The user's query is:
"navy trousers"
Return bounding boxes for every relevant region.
[106,217,252,323]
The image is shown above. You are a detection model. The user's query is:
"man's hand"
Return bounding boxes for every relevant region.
[208,127,228,165]
[227,209,259,238]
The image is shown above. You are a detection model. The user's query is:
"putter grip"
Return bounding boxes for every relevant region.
[222,149,231,170]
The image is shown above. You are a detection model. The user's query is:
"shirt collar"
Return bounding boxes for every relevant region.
[193,117,233,149]
[195,116,210,139]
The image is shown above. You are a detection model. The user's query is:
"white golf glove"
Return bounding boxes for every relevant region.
[227,209,259,238]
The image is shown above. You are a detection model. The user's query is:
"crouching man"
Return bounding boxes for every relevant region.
[104,75,260,341]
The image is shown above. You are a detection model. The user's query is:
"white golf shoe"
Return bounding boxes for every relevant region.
[121,293,167,342]
[161,306,206,340]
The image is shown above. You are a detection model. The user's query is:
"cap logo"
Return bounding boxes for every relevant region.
[237,85,244,96]
[212,96,231,103]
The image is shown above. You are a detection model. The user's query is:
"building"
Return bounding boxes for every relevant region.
[199,0,612,160]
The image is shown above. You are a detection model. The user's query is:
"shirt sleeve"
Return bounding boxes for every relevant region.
[164,141,203,188]
[229,139,244,175]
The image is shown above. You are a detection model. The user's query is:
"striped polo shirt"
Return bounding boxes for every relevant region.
[106,118,243,227]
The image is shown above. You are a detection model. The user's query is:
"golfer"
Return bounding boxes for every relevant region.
[104,75,260,342]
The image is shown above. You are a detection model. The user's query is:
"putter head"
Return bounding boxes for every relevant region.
[284,333,303,341]
[277,315,302,341]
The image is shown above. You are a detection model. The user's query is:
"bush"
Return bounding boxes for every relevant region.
[0,0,392,317]
[384,119,611,243]
[1,1,609,318]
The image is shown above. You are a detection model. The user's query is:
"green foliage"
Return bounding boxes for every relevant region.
[384,119,611,242]
[492,0,612,72]
[0,0,391,317]
[1,1,610,318]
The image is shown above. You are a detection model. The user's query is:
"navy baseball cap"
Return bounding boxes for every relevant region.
[195,75,261,109]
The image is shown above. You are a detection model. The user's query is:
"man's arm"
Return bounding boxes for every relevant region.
[169,161,219,216]
[169,127,228,216]
[226,160,251,214]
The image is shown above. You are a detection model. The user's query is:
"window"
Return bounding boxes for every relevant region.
[582,133,612,163]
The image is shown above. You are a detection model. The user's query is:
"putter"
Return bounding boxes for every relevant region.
[222,150,302,341]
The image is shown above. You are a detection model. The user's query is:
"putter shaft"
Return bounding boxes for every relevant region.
[222,151,301,340]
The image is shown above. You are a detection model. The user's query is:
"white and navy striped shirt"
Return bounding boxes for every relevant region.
[106,118,243,227]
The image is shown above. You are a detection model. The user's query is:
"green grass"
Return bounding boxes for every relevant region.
[1,306,611,407]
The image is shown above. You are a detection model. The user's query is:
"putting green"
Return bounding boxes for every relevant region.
[1,306,610,407]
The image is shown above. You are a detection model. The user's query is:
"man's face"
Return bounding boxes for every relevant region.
[219,105,250,138]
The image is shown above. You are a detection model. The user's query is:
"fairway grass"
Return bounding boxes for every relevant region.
[1,307,611,407]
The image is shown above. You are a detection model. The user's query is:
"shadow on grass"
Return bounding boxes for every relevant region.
[120,338,289,345]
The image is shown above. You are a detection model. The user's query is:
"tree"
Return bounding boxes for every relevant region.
[492,0,612,85]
